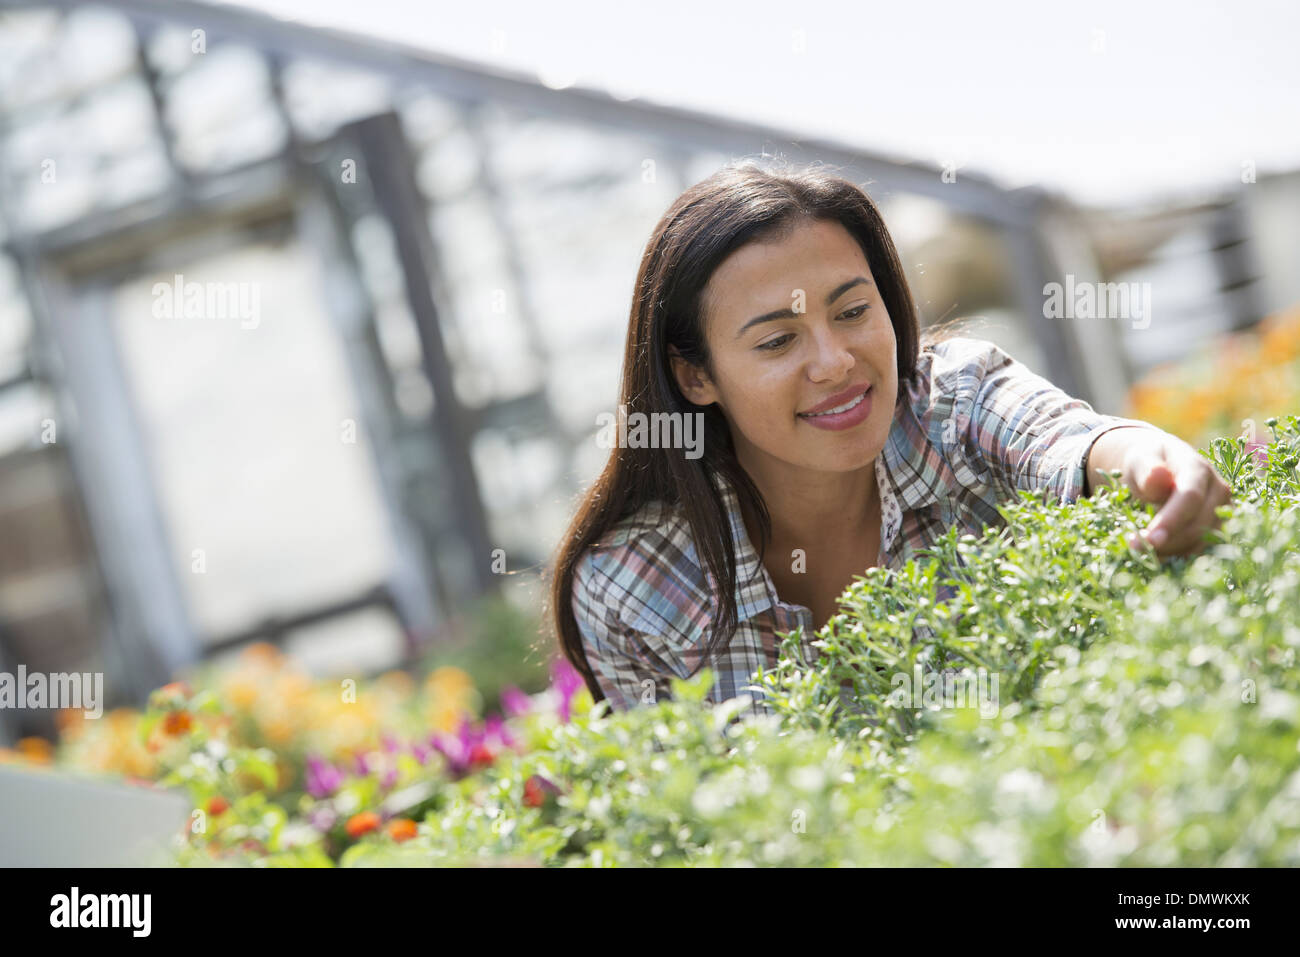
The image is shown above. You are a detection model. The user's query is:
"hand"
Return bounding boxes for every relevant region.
[1116,432,1233,558]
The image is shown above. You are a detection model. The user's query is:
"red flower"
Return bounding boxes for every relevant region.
[162,710,193,736]
[386,818,418,842]
[346,811,381,839]
[468,742,495,768]
[523,773,561,808]
[207,796,230,816]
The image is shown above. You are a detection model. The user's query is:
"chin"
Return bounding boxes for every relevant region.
[805,438,881,473]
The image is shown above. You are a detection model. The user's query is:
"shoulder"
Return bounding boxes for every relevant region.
[571,497,714,641]
[909,336,1016,400]
[902,335,1033,431]
[893,336,1002,438]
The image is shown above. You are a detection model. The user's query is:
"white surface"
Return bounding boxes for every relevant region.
[0,764,190,867]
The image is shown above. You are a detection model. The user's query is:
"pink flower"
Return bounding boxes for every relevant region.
[550,658,584,723]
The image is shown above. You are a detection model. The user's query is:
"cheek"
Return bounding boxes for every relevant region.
[716,358,803,433]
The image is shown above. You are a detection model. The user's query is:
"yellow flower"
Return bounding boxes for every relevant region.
[222,677,260,710]
[425,666,473,696]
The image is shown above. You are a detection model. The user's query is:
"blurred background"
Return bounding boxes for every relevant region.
[1,0,1297,747]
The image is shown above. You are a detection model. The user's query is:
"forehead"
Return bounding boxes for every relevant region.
[703,219,872,325]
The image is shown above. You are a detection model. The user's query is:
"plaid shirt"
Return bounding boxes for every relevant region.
[572,336,1160,720]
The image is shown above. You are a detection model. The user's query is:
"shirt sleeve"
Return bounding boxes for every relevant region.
[940,337,1163,503]
[571,549,676,712]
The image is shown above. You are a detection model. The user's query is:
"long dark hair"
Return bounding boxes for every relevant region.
[549,158,934,705]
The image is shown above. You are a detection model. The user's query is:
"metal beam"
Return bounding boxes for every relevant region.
[345,111,500,599]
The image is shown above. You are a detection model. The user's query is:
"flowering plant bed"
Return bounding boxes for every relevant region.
[1126,303,1300,449]
[16,416,1300,866]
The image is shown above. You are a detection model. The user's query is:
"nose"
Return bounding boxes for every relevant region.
[805,322,855,382]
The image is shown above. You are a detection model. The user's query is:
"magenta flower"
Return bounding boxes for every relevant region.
[305,754,343,798]
[484,713,518,751]
[428,713,518,778]
[550,657,583,723]
[500,685,532,718]
[429,721,473,777]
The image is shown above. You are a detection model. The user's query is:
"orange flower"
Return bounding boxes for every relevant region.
[207,795,230,816]
[241,642,282,665]
[386,818,418,842]
[54,707,88,737]
[162,710,194,736]
[17,737,54,764]
[345,811,381,838]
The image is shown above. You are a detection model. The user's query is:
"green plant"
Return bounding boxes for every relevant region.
[377,413,1300,866]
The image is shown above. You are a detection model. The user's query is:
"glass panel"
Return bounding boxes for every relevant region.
[280,59,393,141]
[110,237,397,641]
[164,45,288,172]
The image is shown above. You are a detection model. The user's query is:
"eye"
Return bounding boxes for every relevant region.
[757,334,793,352]
[839,304,869,321]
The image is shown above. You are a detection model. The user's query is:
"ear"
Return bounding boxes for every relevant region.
[668,346,720,408]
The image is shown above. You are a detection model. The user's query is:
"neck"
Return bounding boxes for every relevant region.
[737,455,879,551]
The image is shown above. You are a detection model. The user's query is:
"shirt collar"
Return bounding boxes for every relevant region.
[708,469,774,622]
[878,391,946,513]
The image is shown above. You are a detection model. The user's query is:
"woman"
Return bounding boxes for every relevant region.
[550,160,1231,720]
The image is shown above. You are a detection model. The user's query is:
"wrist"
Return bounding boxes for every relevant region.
[1085,425,1165,495]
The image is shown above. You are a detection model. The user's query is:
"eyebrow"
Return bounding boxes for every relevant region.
[733,277,874,339]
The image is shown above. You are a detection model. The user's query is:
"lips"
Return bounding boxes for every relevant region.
[798,384,872,417]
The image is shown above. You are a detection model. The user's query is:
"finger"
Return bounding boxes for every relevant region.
[1144,463,1211,551]
[1128,455,1175,505]
[1158,487,1228,557]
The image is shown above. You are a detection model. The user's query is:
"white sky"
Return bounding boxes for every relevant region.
[216,0,1300,207]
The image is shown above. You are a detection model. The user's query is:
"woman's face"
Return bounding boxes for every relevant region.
[671,217,899,482]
